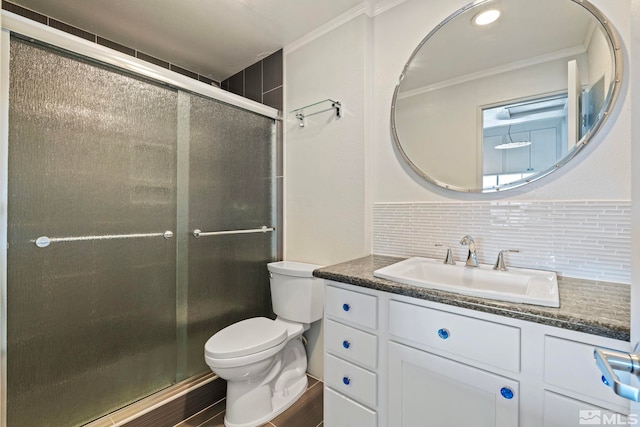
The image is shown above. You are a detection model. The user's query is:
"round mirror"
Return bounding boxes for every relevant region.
[391,0,622,193]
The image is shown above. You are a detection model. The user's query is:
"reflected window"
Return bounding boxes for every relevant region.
[482,94,568,187]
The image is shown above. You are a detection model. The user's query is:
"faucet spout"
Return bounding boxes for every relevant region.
[460,235,478,267]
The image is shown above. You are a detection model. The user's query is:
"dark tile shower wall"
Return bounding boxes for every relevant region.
[221,49,283,111]
[1,1,219,87]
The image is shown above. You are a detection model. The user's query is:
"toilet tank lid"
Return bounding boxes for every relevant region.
[267,261,323,277]
[205,317,287,359]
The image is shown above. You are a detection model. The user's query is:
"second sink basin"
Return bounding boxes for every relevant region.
[373,257,559,307]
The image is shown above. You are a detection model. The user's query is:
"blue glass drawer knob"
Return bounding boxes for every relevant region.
[437,328,450,340]
[500,387,514,400]
[343,340,351,349]
[342,303,350,312]
[602,375,610,386]
[343,376,351,385]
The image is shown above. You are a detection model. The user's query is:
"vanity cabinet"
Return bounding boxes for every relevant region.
[323,280,631,427]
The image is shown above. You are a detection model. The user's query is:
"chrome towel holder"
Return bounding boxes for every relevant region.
[291,99,342,127]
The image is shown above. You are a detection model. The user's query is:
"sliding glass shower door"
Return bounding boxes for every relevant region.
[5,36,276,427]
[185,94,275,376]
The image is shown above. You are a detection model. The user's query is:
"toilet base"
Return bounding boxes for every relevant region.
[222,338,309,427]
[223,374,307,427]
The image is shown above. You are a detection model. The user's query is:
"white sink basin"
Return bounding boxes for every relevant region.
[373,257,559,307]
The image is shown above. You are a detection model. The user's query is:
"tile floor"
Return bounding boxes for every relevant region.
[174,376,323,427]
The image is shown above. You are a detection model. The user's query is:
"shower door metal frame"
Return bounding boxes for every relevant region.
[1,25,10,427]
[0,10,282,427]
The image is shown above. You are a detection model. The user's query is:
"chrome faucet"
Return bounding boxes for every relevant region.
[460,235,478,267]
[493,249,520,271]
[435,244,455,265]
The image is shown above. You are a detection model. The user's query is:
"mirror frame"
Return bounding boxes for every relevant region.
[390,0,623,193]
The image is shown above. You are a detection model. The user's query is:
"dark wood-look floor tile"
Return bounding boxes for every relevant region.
[307,375,319,388]
[175,400,225,427]
[270,381,323,427]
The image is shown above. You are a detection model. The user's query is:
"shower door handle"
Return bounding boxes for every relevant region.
[33,231,174,248]
[192,226,274,238]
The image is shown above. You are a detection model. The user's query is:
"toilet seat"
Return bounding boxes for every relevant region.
[205,317,287,359]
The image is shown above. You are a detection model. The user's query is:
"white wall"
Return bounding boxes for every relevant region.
[284,12,372,378]
[284,13,372,266]
[373,0,631,202]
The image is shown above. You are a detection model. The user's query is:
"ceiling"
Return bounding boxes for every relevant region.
[9,0,376,81]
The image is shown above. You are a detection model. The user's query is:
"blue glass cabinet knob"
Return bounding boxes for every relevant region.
[500,387,514,399]
[342,303,350,312]
[343,376,351,385]
[343,340,351,349]
[437,328,450,339]
[602,375,610,386]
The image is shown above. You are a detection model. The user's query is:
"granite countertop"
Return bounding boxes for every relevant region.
[313,255,631,341]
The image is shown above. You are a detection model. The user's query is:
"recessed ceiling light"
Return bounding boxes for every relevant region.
[473,9,501,26]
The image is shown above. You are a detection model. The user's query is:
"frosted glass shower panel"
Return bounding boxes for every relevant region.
[7,38,178,426]
[186,94,275,375]
[186,233,274,375]
[189,94,275,230]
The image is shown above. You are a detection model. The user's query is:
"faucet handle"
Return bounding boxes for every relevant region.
[435,244,455,265]
[493,249,519,271]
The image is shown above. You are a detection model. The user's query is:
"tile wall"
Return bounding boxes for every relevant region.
[373,201,631,284]
[221,50,283,111]
[2,1,220,86]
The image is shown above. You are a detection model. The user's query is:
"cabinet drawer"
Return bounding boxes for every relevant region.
[544,335,631,410]
[389,300,520,372]
[326,286,377,330]
[325,353,377,408]
[325,319,378,369]
[324,386,377,427]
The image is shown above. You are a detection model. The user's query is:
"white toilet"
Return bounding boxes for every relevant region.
[204,261,324,427]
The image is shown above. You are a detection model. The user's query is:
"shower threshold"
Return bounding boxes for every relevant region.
[84,372,225,427]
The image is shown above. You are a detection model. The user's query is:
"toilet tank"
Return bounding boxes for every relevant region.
[267,261,324,323]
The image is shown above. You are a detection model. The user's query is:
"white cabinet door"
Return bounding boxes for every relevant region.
[543,391,631,427]
[388,342,519,427]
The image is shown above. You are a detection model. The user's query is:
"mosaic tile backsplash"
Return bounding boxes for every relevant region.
[373,201,631,284]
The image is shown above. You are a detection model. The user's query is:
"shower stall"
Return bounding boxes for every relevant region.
[1,13,281,427]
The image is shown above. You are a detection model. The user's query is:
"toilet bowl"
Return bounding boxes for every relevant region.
[204,261,324,427]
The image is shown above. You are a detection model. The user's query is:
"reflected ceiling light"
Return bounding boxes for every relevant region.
[473,9,501,26]
[495,141,531,150]
[495,124,531,149]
